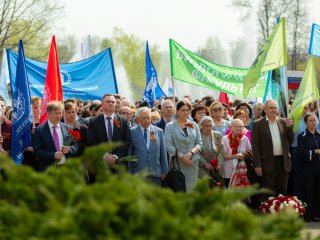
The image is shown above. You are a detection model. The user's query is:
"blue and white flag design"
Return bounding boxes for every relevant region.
[7,48,118,101]
[309,23,320,57]
[142,41,165,107]
[11,40,32,164]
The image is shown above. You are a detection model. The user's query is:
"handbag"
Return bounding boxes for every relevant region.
[162,151,186,192]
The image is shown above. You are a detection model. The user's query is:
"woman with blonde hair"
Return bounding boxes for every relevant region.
[209,101,230,136]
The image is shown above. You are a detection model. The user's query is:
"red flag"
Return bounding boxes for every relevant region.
[218,91,232,116]
[40,36,63,124]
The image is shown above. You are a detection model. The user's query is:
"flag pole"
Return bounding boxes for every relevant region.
[169,39,176,108]
[171,75,176,107]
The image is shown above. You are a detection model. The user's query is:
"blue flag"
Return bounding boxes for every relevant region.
[309,23,320,57]
[142,41,165,107]
[10,41,32,164]
[7,48,118,101]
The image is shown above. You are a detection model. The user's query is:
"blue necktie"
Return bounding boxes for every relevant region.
[106,117,113,141]
[144,129,148,144]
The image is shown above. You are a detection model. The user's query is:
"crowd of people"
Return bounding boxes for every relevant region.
[0,93,319,222]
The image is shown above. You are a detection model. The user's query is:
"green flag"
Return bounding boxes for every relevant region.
[290,55,319,132]
[169,39,268,97]
[243,18,287,98]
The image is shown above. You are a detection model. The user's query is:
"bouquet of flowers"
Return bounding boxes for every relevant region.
[209,159,223,188]
[63,129,81,146]
[260,194,307,215]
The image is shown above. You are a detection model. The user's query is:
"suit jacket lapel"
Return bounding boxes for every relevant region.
[60,123,68,140]
[149,126,156,151]
[262,117,272,141]
[44,122,56,151]
[112,115,121,140]
[173,120,187,137]
[137,125,148,151]
[98,114,108,141]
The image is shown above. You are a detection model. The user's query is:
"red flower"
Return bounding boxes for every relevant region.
[113,118,121,128]
[64,129,81,146]
[185,122,194,129]
[210,159,219,169]
[150,131,156,142]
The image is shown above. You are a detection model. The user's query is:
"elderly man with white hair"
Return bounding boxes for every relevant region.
[154,99,174,132]
[129,107,168,185]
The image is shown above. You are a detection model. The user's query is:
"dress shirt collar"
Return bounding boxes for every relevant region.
[103,113,115,120]
[266,116,278,123]
[48,120,60,129]
[139,124,151,132]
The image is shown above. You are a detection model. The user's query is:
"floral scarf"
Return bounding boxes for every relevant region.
[227,132,244,155]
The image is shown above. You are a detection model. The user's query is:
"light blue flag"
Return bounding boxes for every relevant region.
[0,49,11,105]
[263,69,287,117]
[142,41,165,107]
[7,48,118,101]
[11,40,32,164]
[309,23,320,57]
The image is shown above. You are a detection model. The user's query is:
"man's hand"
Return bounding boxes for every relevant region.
[25,146,33,152]
[61,145,70,154]
[255,167,263,176]
[55,151,64,160]
[286,118,293,127]
[105,154,117,166]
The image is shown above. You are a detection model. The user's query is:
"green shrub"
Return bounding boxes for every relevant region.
[0,144,306,239]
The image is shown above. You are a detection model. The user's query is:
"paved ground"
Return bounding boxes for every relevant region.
[303,222,320,239]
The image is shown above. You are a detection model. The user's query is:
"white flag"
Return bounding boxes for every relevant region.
[0,49,11,105]
[69,35,91,62]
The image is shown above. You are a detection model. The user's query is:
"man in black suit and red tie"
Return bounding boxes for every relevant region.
[87,94,131,166]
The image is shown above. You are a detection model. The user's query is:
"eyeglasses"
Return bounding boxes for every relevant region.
[212,107,222,112]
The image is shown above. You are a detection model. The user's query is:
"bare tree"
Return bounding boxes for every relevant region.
[232,0,309,70]
[287,0,309,70]
[0,0,63,59]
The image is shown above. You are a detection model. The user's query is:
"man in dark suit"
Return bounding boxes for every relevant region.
[154,99,174,132]
[252,99,294,195]
[34,101,79,172]
[87,94,131,166]
[129,107,168,185]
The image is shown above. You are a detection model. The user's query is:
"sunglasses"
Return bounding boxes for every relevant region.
[212,107,222,112]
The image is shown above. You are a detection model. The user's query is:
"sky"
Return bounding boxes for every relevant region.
[60,0,320,100]
[62,0,255,53]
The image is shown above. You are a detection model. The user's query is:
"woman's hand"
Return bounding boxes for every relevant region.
[204,162,213,170]
[235,153,245,161]
[181,155,193,166]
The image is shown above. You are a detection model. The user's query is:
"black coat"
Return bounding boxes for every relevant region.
[297,129,320,176]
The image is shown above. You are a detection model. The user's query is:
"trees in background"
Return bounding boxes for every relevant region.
[232,0,309,70]
[0,0,64,61]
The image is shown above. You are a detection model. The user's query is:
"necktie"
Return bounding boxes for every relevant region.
[52,125,60,151]
[144,128,148,144]
[106,117,113,141]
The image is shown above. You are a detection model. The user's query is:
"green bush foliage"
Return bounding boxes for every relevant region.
[0,144,306,240]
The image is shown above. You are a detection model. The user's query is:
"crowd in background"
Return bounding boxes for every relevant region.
[0,93,319,222]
